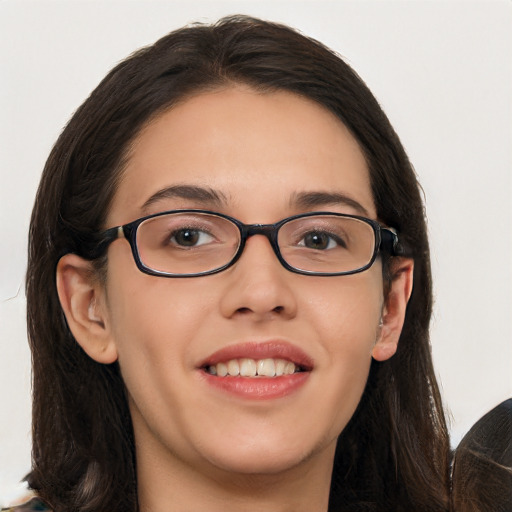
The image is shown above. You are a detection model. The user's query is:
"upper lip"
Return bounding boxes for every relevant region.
[199,341,314,371]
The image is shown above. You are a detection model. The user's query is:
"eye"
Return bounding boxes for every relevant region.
[298,231,346,250]
[169,228,214,247]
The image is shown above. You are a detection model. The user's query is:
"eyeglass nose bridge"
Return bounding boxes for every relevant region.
[232,222,284,268]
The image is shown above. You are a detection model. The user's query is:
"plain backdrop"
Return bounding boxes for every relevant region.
[1,0,511,502]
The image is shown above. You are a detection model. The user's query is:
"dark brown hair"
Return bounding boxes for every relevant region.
[26,15,450,511]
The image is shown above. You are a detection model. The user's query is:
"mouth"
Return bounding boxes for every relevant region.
[203,357,306,378]
[198,341,313,400]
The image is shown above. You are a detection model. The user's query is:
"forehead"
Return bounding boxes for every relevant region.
[109,86,375,224]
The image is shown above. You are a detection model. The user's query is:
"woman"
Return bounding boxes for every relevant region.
[22,15,450,512]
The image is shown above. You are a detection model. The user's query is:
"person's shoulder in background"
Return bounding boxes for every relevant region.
[452,398,512,512]
[1,494,50,511]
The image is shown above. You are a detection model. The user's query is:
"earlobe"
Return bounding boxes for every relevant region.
[56,253,118,364]
[372,258,414,362]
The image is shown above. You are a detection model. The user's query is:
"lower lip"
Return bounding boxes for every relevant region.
[200,371,310,400]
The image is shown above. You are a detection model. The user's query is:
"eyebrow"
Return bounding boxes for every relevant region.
[141,185,227,212]
[290,191,370,216]
[141,185,370,217]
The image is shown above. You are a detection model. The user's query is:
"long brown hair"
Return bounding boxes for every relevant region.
[26,16,450,511]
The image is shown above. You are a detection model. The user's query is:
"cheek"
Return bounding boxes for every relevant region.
[304,272,383,428]
[104,273,211,434]
[307,270,384,345]
[103,248,209,388]
[107,280,210,365]
[106,242,211,342]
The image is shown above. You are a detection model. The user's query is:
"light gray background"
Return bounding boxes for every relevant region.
[1,0,511,503]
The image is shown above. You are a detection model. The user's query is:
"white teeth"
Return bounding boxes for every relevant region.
[206,358,299,378]
[216,362,228,377]
[239,358,257,377]
[284,362,296,375]
[275,359,286,377]
[257,358,276,377]
[227,359,240,376]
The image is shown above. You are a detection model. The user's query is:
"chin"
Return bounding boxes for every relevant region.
[207,451,309,476]
[199,431,335,477]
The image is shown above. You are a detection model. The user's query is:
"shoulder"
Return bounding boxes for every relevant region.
[1,497,51,511]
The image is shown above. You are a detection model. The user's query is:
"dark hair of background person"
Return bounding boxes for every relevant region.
[26,15,450,512]
[451,399,512,512]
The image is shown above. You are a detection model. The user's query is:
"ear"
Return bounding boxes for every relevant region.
[372,258,414,362]
[56,253,118,364]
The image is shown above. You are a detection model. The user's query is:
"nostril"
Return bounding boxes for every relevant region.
[273,306,285,314]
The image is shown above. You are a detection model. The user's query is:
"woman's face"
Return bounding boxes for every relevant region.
[81,87,400,478]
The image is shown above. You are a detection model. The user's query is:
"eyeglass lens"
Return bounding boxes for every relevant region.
[135,212,376,275]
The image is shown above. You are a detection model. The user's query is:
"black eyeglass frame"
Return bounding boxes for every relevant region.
[83,209,402,278]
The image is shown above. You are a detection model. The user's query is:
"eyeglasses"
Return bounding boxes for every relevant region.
[85,210,401,277]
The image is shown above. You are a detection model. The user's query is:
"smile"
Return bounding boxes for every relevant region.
[204,358,302,378]
[198,341,313,400]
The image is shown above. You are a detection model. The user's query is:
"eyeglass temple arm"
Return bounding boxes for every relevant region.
[79,225,126,260]
[380,228,405,256]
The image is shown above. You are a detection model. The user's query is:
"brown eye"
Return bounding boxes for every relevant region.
[304,232,329,249]
[300,231,345,250]
[170,229,211,247]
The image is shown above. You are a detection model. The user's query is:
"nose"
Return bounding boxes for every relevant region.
[219,234,298,321]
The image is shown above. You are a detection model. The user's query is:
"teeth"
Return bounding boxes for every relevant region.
[227,359,240,376]
[257,358,275,377]
[239,358,257,377]
[284,362,296,375]
[206,358,300,378]
[216,362,228,377]
[275,359,286,377]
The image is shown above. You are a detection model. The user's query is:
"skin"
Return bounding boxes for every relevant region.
[57,86,413,512]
